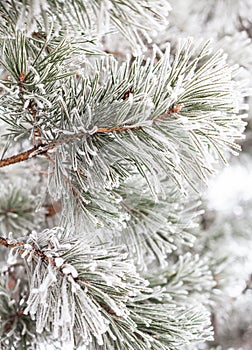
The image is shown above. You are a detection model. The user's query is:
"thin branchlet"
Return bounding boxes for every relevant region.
[0,105,182,168]
[0,235,92,287]
[0,236,50,262]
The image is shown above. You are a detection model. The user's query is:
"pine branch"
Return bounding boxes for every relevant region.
[0,236,50,263]
[0,2,250,349]
[0,105,181,168]
[0,229,213,349]
[0,144,55,168]
[0,229,145,346]
[1,37,246,202]
[45,40,246,204]
[0,233,134,323]
[0,1,170,50]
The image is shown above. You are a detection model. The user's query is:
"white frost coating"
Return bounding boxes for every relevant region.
[170,74,185,101]
[28,65,41,82]
[34,95,52,108]
[88,262,97,272]
[31,0,44,16]
[83,139,98,157]
[55,257,64,267]
[62,264,79,278]
[87,125,98,135]
[38,264,57,295]
[37,83,46,95]
[61,243,73,250]
[61,277,72,325]
[67,275,81,293]
[61,130,76,135]
[103,0,112,10]
[21,249,31,259]
[24,243,33,250]
[23,99,30,109]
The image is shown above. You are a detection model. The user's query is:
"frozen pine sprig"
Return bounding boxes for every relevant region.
[6,228,147,347]
[45,39,246,216]
[111,175,199,268]
[1,35,245,227]
[147,253,216,306]
[1,228,214,349]
[0,0,170,51]
[92,288,213,350]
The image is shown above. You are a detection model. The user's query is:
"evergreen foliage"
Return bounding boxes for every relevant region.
[0,1,251,349]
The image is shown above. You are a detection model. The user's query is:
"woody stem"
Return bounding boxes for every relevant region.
[0,105,182,169]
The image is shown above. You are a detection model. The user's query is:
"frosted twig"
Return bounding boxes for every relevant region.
[0,236,50,263]
[0,105,182,168]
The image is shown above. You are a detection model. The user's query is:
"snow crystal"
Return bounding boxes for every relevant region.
[62,264,79,278]
[23,99,30,109]
[55,257,64,267]
[24,243,33,250]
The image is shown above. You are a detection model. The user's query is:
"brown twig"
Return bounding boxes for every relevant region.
[0,237,24,250]
[32,32,52,53]
[0,104,183,169]
[0,236,50,263]
[0,143,56,168]
[4,309,25,334]
[28,100,42,146]
[153,104,183,122]
[45,201,62,217]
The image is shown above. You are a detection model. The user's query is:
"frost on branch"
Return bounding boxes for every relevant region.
[0,0,170,51]
[2,228,213,349]
[0,1,250,349]
[0,32,246,214]
[45,39,246,222]
[110,175,200,268]
[10,229,146,346]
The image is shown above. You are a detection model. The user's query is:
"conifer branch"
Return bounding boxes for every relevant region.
[0,144,55,168]
[0,1,250,348]
[0,105,182,168]
[0,236,50,263]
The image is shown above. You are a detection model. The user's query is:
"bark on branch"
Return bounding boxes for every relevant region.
[0,236,50,262]
[0,104,183,168]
